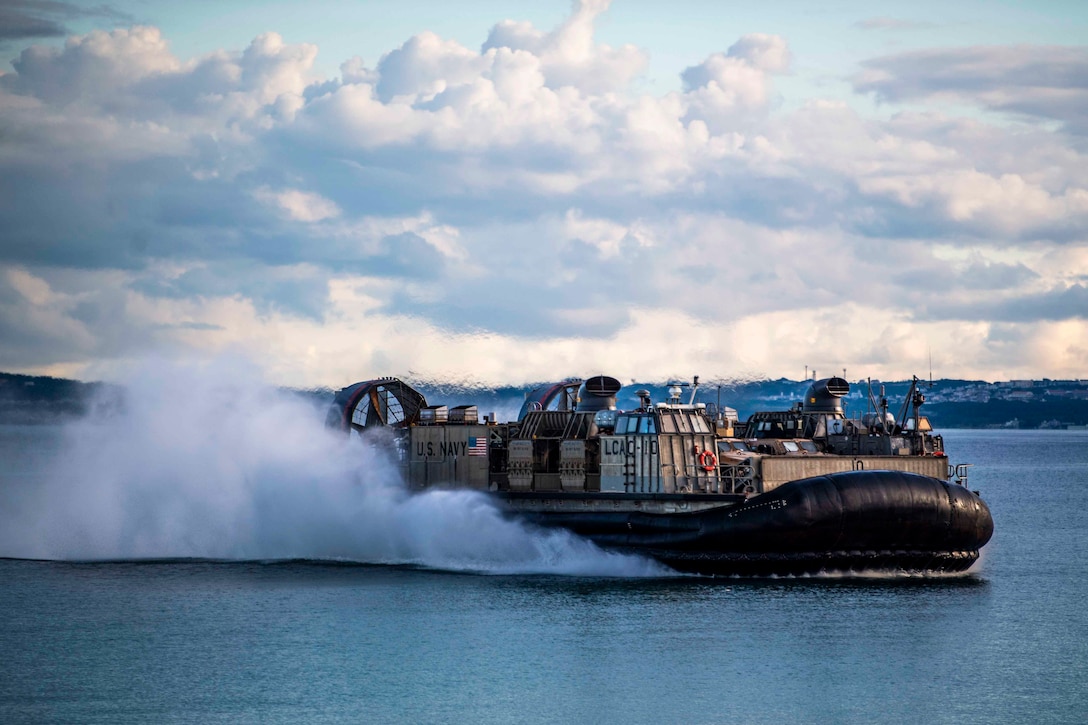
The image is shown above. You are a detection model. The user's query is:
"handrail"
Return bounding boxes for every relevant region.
[950,463,973,487]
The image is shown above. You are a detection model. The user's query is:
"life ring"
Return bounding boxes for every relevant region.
[699,449,717,472]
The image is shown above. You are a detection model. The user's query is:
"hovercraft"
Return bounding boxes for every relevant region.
[328,374,993,575]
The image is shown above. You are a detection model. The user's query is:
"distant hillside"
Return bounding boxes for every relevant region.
[2,372,1087,429]
[0,373,120,424]
[0,372,332,425]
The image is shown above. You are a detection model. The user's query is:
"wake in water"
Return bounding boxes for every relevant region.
[0,358,666,577]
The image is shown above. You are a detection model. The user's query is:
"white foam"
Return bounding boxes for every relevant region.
[0,357,667,577]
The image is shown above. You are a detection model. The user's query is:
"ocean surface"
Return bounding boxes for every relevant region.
[2,387,1087,723]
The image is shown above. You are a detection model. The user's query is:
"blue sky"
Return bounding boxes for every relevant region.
[1,0,1087,386]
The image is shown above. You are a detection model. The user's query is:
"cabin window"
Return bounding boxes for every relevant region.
[616,414,657,435]
[782,441,800,453]
[691,414,710,433]
[799,441,818,453]
[718,441,748,454]
[660,414,677,433]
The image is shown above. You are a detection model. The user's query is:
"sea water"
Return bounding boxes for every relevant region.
[0,366,1086,723]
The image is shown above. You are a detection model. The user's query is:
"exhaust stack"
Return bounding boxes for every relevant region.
[802,377,850,414]
[576,375,622,412]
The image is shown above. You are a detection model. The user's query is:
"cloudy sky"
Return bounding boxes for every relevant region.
[1,0,1086,387]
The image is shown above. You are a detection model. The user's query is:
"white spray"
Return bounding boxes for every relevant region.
[1,358,667,577]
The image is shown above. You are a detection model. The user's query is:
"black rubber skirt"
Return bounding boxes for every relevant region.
[521,470,994,576]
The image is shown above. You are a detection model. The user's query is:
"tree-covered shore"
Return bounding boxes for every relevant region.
[2,372,1086,430]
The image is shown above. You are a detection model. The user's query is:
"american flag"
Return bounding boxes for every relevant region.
[468,436,487,456]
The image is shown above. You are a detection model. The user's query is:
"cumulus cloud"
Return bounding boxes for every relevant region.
[481,0,647,93]
[856,170,1088,240]
[2,26,316,134]
[724,33,792,73]
[1,1,1087,383]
